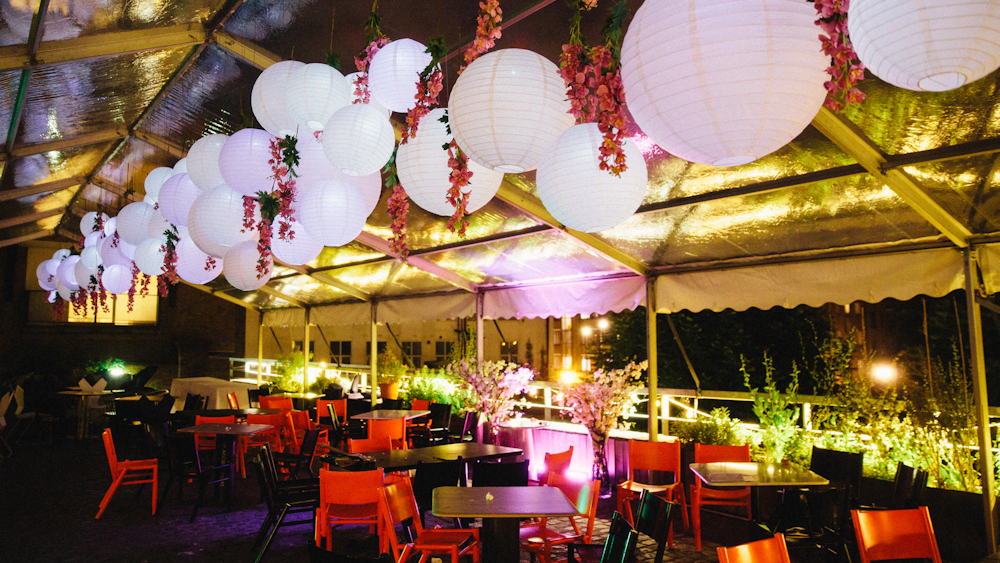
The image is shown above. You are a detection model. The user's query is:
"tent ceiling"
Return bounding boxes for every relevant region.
[3,0,1000,310]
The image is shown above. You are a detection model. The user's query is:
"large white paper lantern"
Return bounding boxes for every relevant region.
[57,255,81,291]
[253,60,306,137]
[102,264,133,295]
[189,185,259,248]
[37,261,56,291]
[158,173,201,227]
[298,179,367,246]
[284,63,351,131]
[134,238,166,276]
[75,259,97,290]
[449,49,574,173]
[397,108,504,216]
[297,133,381,215]
[219,128,278,197]
[270,217,324,266]
[100,237,132,269]
[80,246,102,269]
[223,240,272,291]
[117,239,137,260]
[173,158,188,174]
[46,250,68,276]
[346,72,392,118]
[116,202,156,245]
[849,0,1000,92]
[620,0,827,166]
[536,124,649,232]
[322,104,395,176]
[146,208,172,242]
[187,134,229,191]
[175,234,223,285]
[144,167,174,201]
[56,281,74,302]
[79,211,107,235]
[368,39,432,113]
[186,202,231,259]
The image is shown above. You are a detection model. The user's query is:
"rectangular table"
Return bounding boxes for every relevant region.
[350,409,429,421]
[323,443,522,473]
[170,377,258,410]
[433,486,578,563]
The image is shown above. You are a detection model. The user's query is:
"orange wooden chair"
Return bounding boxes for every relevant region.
[691,443,752,550]
[97,428,158,518]
[406,399,431,446]
[239,413,285,477]
[717,533,791,563]
[260,396,294,410]
[378,475,480,563]
[617,439,689,544]
[852,507,942,563]
[347,436,392,454]
[194,415,236,456]
[369,418,407,450]
[519,474,600,563]
[226,392,240,409]
[532,446,574,485]
[315,468,384,550]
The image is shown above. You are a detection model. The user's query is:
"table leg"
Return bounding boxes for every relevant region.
[480,518,520,563]
[77,397,87,439]
[226,435,237,510]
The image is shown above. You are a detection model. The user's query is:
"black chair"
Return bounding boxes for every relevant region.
[182,393,206,411]
[378,398,400,410]
[274,428,320,479]
[567,512,637,563]
[323,403,350,450]
[323,385,344,400]
[412,458,465,527]
[410,403,453,447]
[160,424,201,507]
[889,462,928,509]
[788,447,864,559]
[448,411,478,444]
[252,445,320,563]
[471,458,529,487]
[248,388,263,408]
[634,490,677,563]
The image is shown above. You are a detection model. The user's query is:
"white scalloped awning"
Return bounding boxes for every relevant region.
[484,276,647,320]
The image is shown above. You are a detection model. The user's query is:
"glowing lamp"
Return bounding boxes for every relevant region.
[146,209,172,242]
[36,261,56,291]
[186,198,231,259]
[134,237,166,276]
[143,167,175,201]
[872,363,898,384]
[157,173,201,227]
[173,158,187,174]
[345,72,392,118]
[298,179,367,247]
[270,218,324,266]
[175,232,223,285]
[80,246,101,269]
[189,185,259,248]
[101,264,133,295]
[74,259,97,290]
[57,255,81,290]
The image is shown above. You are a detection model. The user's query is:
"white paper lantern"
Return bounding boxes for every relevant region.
[75,259,97,290]
[270,217,324,266]
[116,202,156,245]
[83,231,102,248]
[223,240,272,291]
[849,0,1000,92]
[187,134,229,191]
[117,239,137,261]
[346,72,392,118]
[186,201,231,259]
[322,104,395,176]
[52,248,71,261]
[253,60,306,137]
[101,264,133,295]
[37,261,56,290]
[620,0,827,167]
[297,133,382,215]
[56,280,74,302]
[536,124,649,232]
[189,185,259,248]
[80,211,101,235]
[46,290,56,303]
[284,63,351,131]
[143,194,158,206]
[219,128,278,198]
[146,208,172,242]
[298,179,367,246]
[57,255,81,291]
[397,108,504,216]
[80,246,102,269]
[144,167,175,201]
[158,173,201,227]
[368,39,432,113]
[173,158,188,174]
[100,237,132,269]
[103,216,116,237]
[134,238,166,276]
[175,234,223,285]
[45,255,62,276]
[449,49,574,173]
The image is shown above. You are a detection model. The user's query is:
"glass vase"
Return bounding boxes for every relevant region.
[590,431,612,498]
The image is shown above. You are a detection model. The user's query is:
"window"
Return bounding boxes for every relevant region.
[330,341,352,365]
[292,340,315,356]
[435,341,454,363]
[401,341,422,367]
[501,340,518,364]
[365,341,388,361]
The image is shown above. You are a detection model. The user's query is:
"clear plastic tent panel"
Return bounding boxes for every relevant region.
[307,242,388,272]
[12,141,114,187]
[378,263,469,297]
[0,70,22,153]
[268,274,351,304]
[0,185,78,229]
[41,0,228,41]
[904,154,1000,235]
[96,136,179,198]
[0,0,41,47]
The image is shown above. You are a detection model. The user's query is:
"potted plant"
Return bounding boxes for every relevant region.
[448,359,533,444]
[377,351,407,400]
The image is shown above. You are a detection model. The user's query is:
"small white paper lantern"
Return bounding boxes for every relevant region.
[368,39,432,113]
[117,239,137,260]
[449,49,574,173]
[115,202,156,246]
[270,217,324,266]
[175,234,223,285]
[187,134,229,191]
[56,280,74,302]
[186,202,231,259]
[134,238,166,276]
[219,128,278,198]
[298,179,367,246]
[75,259,97,290]
[100,237,132,269]
[173,158,188,174]
[45,256,61,276]
[849,0,1000,91]
[346,72,392,118]
[223,240,272,291]
[103,216,116,237]
[144,167,175,201]
[80,211,101,235]
[253,60,306,137]
[146,208,172,242]
[37,261,56,291]
[143,193,158,206]
[397,107,504,216]
[190,185,259,248]
[536,124,649,232]
[322,104,395,176]
[297,133,382,215]
[83,231,102,248]
[158,173,201,227]
[80,246,102,269]
[57,255,81,290]
[102,264,133,295]
[620,0,828,166]
[284,63,351,131]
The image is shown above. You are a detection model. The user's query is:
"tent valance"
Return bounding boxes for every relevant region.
[483,276,647,320]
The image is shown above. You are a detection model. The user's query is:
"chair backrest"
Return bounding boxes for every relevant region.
[549,473,600,542]
[378,398,400,410]
[0,392,12,425]
[326,404,342,431]
[852,507,942,563]
[348,436,392,453]
[290,409,312,431]
[634,489,676,546]
[247,413,284,446]
[316,399,347,426]
[247,388,263,407]
[369,418,405,442]
[13,385,25,416]
[378,475,424,550]
[694,443,751,464]
[412,458,464,510]
[260,396,294,410]
[182,393,205,411]
[281,411,299,454]
[810,446,864,502]
[194,415,236,449]
[628,440,681,483]
[473,458,530,487]
[461,410,478,437]
[411,398,430,411]
[299,428,321,460]
[156,394,176,421]
[253,445,280,513]
[540,446,574,484]
[226,392,239,409]
[600,512,639,563]
[101,428,120,475]
[320,467,384,505]
[889,462,928,510]
[717,534,791,563]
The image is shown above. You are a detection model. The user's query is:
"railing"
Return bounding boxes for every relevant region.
[228,357,373,390]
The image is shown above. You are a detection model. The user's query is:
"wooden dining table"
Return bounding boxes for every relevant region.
[350,409,430,421]
[322,443,523,473]
[57,388,121,439]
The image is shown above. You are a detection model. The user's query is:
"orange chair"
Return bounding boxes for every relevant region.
[852,507,942,563]
[717,533,791,563]
[369,418,407,450]
[532,446,574,485]
[617,439,689,544]
[316,468,384,550]
[519,474,600,563]
[97,428,158,518]
[260,396,294,410]
[348,436,392,454]
[378,475,480,563]
[406,399,432,446]
[239,413,285,477]
[194,415,236,455]
[227,392,240,409]
[315,399,347,428]
[691,443,752,550]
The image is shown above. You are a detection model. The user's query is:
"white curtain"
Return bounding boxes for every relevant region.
[484,277,646,320]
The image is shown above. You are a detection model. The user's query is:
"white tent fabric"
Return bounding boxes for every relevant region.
[655,247,966,313]
[483,276,647,320]
[979,244,1000,295]
[379,292,476,324]
[263,302,369,327]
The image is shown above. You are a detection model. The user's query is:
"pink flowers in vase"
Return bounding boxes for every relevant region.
[449,359,534,443]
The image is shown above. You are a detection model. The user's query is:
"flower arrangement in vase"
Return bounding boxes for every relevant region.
[448,359,533,444]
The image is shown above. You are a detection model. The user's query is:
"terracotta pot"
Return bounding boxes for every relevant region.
[378,381,399,400]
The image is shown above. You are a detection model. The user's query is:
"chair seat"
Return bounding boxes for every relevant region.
[520,524,583,544]
[414,529,479,550]
[325,502,379,520]
[619,481,677,494]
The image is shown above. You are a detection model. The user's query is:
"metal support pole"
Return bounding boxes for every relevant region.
[302,307,311,394]
[646,277,659,442]
[476,292,485,370]
[966,248,997,553]
[544,387,552,422]
[371,301,379,409]
[257,311,264,387]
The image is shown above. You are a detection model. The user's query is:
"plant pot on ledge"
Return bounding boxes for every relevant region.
[378,381,400,401]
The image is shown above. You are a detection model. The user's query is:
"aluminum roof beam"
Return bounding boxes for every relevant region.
[0,229,54,248]
[181,281,260,311]
[256,284,307,309]
[0,176,86,201]
[214,30,281,69]
[8,127,129,159]
[275,260,371,302]
[355,232,479,293]
[0,208,62,229]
